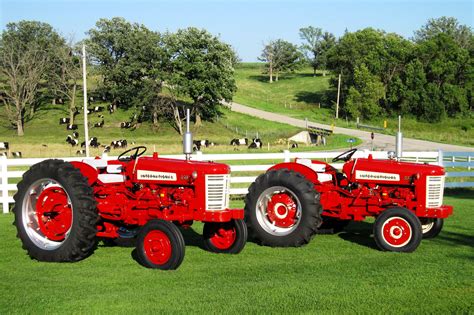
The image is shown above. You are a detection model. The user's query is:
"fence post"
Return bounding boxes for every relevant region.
[283,150,290,162]
[437,150,443,167]
[1,157,9,214]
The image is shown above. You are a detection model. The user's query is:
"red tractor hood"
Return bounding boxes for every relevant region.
[343,157,445,185]
[133,156,230,185]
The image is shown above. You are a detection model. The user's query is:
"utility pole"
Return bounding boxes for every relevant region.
[82,44,90,157]
[336,73,341,119]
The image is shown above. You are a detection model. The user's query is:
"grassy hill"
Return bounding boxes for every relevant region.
[0,101,359,158]
[234,63,474,147]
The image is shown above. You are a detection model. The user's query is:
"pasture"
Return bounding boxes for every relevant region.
[0,102,359,159]
[0,189,472,314]
[234,63,474,147]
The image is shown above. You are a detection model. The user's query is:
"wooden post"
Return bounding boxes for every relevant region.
[336,73,341,119]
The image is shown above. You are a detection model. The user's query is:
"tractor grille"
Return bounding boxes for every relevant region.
[205,174,230,211]
[426,176,445,208]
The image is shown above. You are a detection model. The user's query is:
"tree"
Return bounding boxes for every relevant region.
[299,27,335,76]
[345,64,385,119]
[163,27,237,130]
[414,16,472,48]
[317,32,336,76]
[87,17,162,110]
[259,39,302,82]
[49,40,82,123]
[0,21,64,136]
[299,26,322,75]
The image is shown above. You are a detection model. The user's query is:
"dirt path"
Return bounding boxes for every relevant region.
[229,102,474,152]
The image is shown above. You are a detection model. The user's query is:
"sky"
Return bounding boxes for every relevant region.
[1,0,472,61]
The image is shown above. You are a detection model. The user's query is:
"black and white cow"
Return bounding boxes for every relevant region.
[66,135,79,146]
[72,131,79,138]
[248,138,263,149]
[230,138,248,146]
[103,145,111,153]
[94,120,105,128]
[67,124,78,130]
[11,151,22,158]
[291,143,299,149]
[0,152,7,158]
[76,149,86,156]
[120,122,132,129]
[108,104,114,114]
[0,142,9,150]
[92,106,103,113]
[111,139,127,149]
[59,117,70,125]
[81,137,100,148]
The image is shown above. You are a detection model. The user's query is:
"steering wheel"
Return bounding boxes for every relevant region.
[332,148,357,162]
[118,146,147,162]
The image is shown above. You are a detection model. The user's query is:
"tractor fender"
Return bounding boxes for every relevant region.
[70,161,98,186]
[268,162,322,185]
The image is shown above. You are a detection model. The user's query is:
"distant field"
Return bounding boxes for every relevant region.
[0,101,359,158]
[234,63,474,147]
[0,189,472,313]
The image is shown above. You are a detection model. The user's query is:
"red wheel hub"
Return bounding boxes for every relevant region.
[209,224,236,250]
[144,230,172,265]
[266,193,297,228]
[35,186,72,241]
[382,217,412,247]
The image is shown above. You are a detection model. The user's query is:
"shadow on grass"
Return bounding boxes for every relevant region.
[338,221,378,250]
[429,230,474,249]
[445,188,474,200]
[248,73,315,83]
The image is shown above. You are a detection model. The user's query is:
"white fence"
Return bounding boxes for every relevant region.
[1,150,473,214]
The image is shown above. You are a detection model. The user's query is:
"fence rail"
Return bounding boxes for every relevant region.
[1,150,473,214]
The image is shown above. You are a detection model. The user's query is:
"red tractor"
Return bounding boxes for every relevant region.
[245,149,453,252]
[13,113,246,270]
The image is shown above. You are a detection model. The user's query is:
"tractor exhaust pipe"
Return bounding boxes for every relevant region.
[396,115,403,160]
[183,107,193,161]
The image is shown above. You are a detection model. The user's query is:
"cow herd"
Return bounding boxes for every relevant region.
[0,142,22,158]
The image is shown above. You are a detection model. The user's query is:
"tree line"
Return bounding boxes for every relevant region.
[259,17,473,122]
[0,18,237,136]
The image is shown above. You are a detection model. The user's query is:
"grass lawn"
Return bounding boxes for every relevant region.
[0,102,359,158]
[234,63,474,147]
[0,189,472,314]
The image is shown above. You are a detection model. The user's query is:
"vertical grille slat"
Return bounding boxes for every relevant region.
[426,176,445,208]
[205,174,230,211]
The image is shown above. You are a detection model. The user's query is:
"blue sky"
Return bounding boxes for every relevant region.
[1,0,472,61]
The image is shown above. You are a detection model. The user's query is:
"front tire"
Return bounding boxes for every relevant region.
[136,220,185,270]
[244,169,322,247]
[419,218,444,239]
[203,219,247,254]
[373,207,422,252]
[13,159,98,262]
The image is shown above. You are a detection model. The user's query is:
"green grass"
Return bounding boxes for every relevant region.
[0,101,359,158]
[0,190,473,314]
[234,63,474,147]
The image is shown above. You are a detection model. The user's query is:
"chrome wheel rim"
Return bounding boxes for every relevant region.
[21,178,73,250]
[256,186,302,236]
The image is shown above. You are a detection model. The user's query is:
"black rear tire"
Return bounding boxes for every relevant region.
[136,220,185,270]
[13,159,98,262]
[373,207,422,253]
[244,169,322,247]
[420,218,444,239]
[203,219,247,254]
